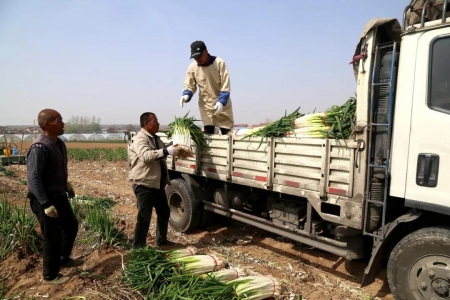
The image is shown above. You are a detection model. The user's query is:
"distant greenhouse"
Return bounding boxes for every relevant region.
[106,134,123,141]
[24,135,35,141]
[88,134,106,141]
[0,135,21,142]
[3,132,127,142]
[68,134,87,141]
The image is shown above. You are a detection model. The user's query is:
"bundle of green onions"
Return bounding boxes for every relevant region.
[290,96,357,139]
[202,268,245,283]
[122,247,194,296]
[175,254,224,275]
[156,272,237,300]
[228,276,281,300]
[123,248,227,297]
[243,107,303,148]
[167,112,209,158]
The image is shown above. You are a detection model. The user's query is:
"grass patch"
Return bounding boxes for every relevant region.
[0,166,15,177]
[67,148,128,161]
[71,196,129,248]
[0,196,41,260]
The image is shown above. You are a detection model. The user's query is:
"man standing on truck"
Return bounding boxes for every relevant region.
[27,109,82,285]
[180,40,234,135]
[128,112,180,248]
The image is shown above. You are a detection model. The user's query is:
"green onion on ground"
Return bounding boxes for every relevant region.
[175,254,225,275]
[201,268,245,283]
[157,273,236,300]
[167,112,209,158]
[123,247,284,299]
[228,275,281,300]
[122,247,196,296]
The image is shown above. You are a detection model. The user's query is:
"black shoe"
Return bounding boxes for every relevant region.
[155,240,178,249]
[60,258,84,268]
[43,273,70,285]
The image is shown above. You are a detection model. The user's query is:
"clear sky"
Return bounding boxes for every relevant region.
[0,0,406,127]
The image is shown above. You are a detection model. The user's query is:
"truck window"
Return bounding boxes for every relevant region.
[429,36,450,112]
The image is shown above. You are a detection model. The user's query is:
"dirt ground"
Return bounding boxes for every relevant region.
[0,142,394,300]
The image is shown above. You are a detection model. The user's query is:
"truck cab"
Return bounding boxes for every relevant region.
[354,1,450,299]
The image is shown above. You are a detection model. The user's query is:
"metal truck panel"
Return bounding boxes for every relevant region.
[390,31,421,198]
[405,26,450,208]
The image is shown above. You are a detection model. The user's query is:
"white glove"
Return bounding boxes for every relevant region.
[44,205,59,218]
[167,145,180,157]
[214,102,223,115]
[180,95,189,108]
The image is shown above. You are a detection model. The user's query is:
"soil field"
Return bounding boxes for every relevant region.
[0,142,393,300]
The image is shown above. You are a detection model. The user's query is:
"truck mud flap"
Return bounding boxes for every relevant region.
[361,210,422,287]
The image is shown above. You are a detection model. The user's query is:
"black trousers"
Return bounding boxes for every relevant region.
[203,125,230,135]
[30,194,78,280]
[133,184,170,247]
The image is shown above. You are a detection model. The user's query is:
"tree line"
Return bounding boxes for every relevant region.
[64,116,102,134]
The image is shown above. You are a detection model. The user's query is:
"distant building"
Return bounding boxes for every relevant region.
[234,124,249,128]
[26,127,40,134]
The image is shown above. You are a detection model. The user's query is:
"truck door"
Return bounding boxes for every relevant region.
[405,26,450,213]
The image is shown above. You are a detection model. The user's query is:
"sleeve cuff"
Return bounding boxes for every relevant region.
[41,202,52,209]
[182,90,193,102]
[218,91,230,106]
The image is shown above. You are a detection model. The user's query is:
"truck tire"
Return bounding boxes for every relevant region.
[387,227,450,300]
[165,178,201,233]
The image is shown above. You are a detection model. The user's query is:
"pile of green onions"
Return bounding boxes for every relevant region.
[243,107,303,148]
[167,112,209,155]
[290,96,357,139]
[123,247,284,299]
[122,247,193,296]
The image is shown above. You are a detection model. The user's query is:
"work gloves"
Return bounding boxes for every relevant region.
[44,205,59,218]
[166,145,181,157]
[180,95,189,108]
[214,102,223,115]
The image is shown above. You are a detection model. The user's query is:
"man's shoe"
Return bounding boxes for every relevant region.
[60,258,84,268]
[155,240,178,249]
[43,274,70,285]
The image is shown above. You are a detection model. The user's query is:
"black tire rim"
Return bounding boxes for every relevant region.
[409,255,450,299]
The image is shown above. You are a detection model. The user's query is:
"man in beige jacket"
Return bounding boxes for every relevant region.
[128,112,180,248]
[180,40,234,135]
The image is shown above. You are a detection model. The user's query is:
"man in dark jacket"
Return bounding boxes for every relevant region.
[27,109,82,285]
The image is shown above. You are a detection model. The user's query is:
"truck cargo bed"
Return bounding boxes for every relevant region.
[160,134,360,199]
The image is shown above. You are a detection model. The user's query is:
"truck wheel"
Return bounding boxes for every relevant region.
[387,227,450,300]
[165,179,201,233]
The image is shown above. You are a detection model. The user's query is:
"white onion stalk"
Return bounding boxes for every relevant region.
[167,113,208,156]
[174,254,223,275]
[227,276,280,300]
[172,127,192,150]
[164,248,195,260]
[201,268,245,283]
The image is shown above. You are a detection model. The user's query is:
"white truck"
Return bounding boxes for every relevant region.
[129,2,450,299]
